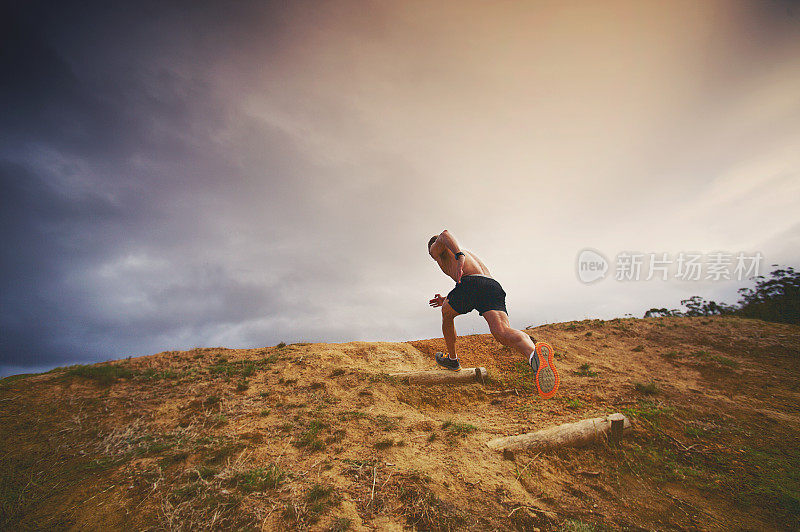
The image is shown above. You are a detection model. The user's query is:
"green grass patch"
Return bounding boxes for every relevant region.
[232,464,285,492]
[63,363,136,385]
[575,363,598,377]
[305,483,337,518]
[307,483,334,502]
[209,414,228,427]
[734,447,800,515]
[682,424,717,439]
[338,410,367,421]
[500,361,538,392]
[442,419,477,440]
[515,404,533,416]
[329,517,352,532]
[295,420,327,451]
[0,372,40,387]
[137,440,171,455]
[139,368,178,381]
[710,354,739,368]
[203,441,246,464]
[326,428,346,445]
[158,451,189,467]
[171,481,202,500]
[558,519,603,531]
[262,353,280,364]
[625,431,800,522]
[208,360,259,379]
[621,399,672,424]
[374,439,394,450]
[566,398,582,409]
[76,456,123,472]
[373,414,400,430]
[634,382,659,395]
[189,466,218,481]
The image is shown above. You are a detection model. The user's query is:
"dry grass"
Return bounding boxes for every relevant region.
[1,317,799,530]
[343,462,465,530]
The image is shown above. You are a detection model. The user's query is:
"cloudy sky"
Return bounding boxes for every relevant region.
[1,0,799,377]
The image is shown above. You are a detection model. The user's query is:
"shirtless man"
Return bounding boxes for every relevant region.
[427,230,559,398]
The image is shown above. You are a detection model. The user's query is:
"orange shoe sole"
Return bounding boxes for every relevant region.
[534,341,560,399]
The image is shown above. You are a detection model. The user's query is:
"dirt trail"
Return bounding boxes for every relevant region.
[1,316,799,531]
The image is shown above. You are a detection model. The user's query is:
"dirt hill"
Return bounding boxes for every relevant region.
[1,316,799,531]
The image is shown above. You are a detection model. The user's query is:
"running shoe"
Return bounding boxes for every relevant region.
[435,351,461,371]
[529,341,559,399]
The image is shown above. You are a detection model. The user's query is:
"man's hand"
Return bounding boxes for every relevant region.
[429,294,445,307]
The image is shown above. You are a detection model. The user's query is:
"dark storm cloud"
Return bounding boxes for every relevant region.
[2,0,799,377]
[2,2,173,162]
[0,0,324,373]
[1,0,424,375]
[0,158,121,366]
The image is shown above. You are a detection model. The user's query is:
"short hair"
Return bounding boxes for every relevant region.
[428,235,438,250]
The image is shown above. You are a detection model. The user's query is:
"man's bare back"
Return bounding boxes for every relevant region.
[428,232,491,282]
[434,249,491,281]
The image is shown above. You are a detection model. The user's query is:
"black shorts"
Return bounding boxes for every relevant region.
[446,275,508,316]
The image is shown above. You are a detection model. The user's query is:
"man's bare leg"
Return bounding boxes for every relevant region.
[441,301,461,359]
[482,310,536,357]
[484,309,560,398]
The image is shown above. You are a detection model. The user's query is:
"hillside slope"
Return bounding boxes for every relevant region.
[1,316,799,531]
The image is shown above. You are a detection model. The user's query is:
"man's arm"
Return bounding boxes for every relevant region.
[430,229,462,257]
[431,230,465,282]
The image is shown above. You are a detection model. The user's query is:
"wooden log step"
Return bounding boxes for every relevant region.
[486,413,631,452]
[389,367,487,385]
